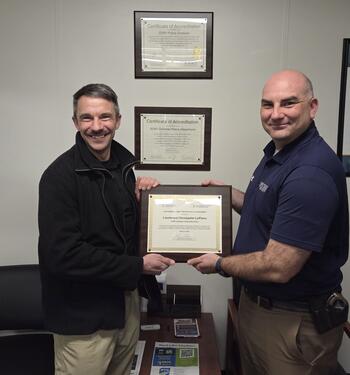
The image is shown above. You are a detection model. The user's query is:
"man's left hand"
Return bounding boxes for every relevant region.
[187,253,220,274]
[135,176,159,202]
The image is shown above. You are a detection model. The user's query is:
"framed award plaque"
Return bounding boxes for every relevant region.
[139,185,232,262]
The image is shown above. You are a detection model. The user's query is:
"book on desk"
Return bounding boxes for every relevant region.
[150,341,199,375]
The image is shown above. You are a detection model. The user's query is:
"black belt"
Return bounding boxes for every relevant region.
[244,287,310,312]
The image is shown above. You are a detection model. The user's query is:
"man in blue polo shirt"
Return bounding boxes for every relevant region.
[188,70,349,374]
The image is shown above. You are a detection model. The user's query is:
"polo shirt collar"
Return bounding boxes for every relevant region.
[263,121,318,165]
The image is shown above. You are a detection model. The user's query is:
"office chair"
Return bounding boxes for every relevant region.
[0,264,54,375]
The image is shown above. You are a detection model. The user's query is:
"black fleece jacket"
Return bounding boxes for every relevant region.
[38,133,145,334]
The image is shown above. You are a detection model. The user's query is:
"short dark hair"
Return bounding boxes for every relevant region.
[73,83,120,118]
[303,74,314,97]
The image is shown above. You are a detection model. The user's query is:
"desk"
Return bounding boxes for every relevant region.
[139,312,221,375]
[225,299,242,375]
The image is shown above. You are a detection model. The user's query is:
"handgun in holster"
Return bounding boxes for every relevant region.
[309,292,349,334]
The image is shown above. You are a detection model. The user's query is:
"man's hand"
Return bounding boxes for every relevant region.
[187,253,220,274]
[201,179,225,187]
[202,178,244,214]
[135,176,159,202]
[143,254,175,275]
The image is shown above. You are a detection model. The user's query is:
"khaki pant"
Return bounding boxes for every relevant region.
[54,290,140,375]
[238,289,344,375]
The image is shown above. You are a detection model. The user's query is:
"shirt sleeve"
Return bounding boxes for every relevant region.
[270,165,339,252]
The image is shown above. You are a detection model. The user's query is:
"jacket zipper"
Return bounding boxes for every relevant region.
[122,160,154,300]
[99,173,128,251]
[75,166,127,250]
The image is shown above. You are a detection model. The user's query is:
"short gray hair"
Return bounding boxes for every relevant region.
[73,83,120,118]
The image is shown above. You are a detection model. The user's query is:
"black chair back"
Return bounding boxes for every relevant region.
[0,264,54,375]
[0,264,45,329]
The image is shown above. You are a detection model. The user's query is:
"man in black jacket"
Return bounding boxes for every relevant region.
[38,83,174,375]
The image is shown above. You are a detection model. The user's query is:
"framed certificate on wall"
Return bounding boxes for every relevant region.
[134,106,212,171]
[134,11,213,79]
[337,38,350,176]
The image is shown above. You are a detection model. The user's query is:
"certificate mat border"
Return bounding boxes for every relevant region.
[134,106,212,171]
[134,11,213,79]
[139,185,232,262]
[148,194,222,252]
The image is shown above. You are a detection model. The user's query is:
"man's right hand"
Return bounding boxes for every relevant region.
[143,254,175,275]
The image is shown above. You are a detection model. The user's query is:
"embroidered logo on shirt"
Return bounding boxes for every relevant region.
[250,175,255,182]
[259,182,269,192]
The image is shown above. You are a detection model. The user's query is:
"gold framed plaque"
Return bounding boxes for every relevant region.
[139,185,232,262]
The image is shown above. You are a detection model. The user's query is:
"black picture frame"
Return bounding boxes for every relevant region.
[139,185,232,262]
[337,38,350,176]
[134,11,213,79]
[134,106,212,171]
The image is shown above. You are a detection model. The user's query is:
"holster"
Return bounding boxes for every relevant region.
[309,293,348,334]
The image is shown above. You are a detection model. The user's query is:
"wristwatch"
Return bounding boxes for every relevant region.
[215,257,230,278]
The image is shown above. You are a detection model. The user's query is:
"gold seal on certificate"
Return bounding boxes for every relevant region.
[139,185,232,262]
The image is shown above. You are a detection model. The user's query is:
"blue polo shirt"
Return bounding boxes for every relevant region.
[234,122,349,300]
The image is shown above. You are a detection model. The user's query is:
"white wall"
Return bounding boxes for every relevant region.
[1,0,350,370]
